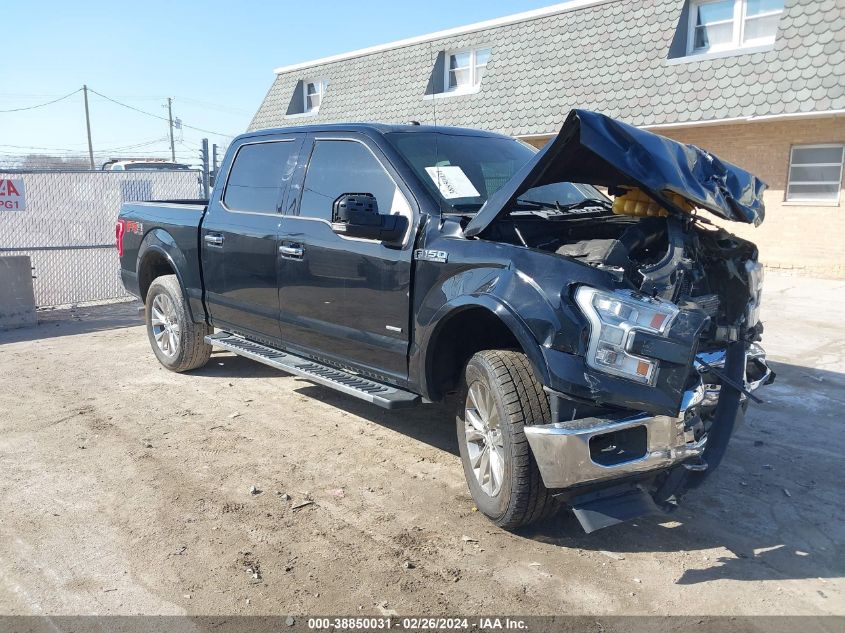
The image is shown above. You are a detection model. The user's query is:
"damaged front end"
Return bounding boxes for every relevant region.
[525,338,773,532]
[469,110,775,531]
[523,246,774,531]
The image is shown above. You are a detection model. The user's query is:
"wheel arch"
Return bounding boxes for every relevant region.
[419,296,550,402]
[137,230,195,322]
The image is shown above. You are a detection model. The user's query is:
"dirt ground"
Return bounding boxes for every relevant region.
[0,273,842,618]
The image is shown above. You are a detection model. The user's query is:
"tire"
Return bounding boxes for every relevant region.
[145,274,212,372]
[456,349,559,529]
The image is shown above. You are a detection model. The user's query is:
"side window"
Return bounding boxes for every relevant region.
[223,140,298,213]
[786,144,844,203]
[299,140,409,222]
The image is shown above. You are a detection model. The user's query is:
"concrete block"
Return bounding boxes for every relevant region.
[0,256,37,330]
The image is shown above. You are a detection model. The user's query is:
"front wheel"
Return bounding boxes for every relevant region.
[145,274,212,372]
[456,350,559,529]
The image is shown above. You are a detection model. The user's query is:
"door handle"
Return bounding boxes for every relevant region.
[279,244,304,259]
[204,234,224,247]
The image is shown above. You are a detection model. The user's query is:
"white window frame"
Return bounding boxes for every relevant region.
[303,78,328,114]
[686,0,783,56]
[443,47,490,95]
[786,143,845,204]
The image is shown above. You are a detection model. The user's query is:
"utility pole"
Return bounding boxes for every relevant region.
[200,138,210,198]
[211,143,219,187]
[82,85,95,170]
[167,97,176,163]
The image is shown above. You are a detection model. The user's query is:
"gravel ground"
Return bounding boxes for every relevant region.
[0,273,842,617]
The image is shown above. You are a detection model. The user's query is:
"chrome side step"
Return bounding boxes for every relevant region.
[205,332,420,410]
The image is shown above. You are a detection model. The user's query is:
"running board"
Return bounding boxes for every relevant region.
[205,332,420,410]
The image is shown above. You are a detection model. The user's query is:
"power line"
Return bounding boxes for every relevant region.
[0,143,85,152]
[107,94,251,115]
[87,88,233,137]
[0,149,198,158]
[172,97,251,116]
[0,137,168,153]
[102,137,170,152]
[0,89,82,113]
[0,93,71,99]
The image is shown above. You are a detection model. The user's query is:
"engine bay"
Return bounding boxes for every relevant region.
[484,207,763,348]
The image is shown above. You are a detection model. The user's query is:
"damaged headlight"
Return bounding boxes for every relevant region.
[745,260,764,327]
[574,286,679,385]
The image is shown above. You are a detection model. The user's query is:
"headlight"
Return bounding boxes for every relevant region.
[574,286,679,385]
[745,260,763,327]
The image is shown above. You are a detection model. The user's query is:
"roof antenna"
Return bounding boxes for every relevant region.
[409,120,421,125]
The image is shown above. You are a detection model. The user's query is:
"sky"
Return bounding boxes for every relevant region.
[1,0,561,168]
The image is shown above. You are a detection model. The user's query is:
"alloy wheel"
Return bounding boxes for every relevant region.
[464,380,505,496]
[150,293,180,358]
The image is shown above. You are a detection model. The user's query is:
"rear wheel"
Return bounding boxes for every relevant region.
[456,350,559,529]
[145,274,212,372]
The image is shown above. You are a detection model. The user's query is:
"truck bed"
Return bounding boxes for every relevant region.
[117,200,209,320]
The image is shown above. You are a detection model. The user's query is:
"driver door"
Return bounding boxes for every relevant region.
[277,133,416,382]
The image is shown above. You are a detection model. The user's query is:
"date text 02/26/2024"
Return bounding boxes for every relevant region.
[307,617,528,630]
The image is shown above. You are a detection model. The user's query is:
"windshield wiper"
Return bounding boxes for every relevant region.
[513,198,612,215]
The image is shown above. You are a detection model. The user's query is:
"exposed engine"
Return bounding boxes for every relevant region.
[487,209,764,349]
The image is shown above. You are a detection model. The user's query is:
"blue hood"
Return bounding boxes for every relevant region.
[464,109,767,237]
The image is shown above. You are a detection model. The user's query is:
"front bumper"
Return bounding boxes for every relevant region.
[524,344,773,490]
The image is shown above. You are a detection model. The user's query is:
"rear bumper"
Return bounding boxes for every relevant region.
[525,344,773,490]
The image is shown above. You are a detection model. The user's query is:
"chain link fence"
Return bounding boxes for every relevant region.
[0,169,203,307]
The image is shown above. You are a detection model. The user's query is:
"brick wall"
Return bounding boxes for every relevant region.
[656,117,845,279]
[524,116,845,278]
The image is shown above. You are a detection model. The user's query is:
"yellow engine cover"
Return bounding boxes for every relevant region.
[612,189,695,217]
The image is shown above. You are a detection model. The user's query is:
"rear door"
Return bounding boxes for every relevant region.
[202,135,304,343]
[277,133,417,382]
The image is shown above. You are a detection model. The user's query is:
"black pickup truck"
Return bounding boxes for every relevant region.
[118,109,773,533]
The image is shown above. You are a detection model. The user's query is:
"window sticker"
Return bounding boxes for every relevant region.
[425,165,481,199]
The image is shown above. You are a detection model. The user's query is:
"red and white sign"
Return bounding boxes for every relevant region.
[0,179,25,211]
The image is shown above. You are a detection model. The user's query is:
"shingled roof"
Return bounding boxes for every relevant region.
[249,0,845,136]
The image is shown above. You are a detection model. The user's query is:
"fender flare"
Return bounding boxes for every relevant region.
[137,229,196,323]
[416,294,551,400]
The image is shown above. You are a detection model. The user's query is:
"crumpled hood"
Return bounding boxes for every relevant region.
[463,109,767,238]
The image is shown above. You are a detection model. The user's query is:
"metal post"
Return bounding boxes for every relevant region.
[167,98,176,163]
[201,138,210,198]
[83,85,95,170]
[211,143,219,187]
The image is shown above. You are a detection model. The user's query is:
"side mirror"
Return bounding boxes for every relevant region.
[331,193,408,244]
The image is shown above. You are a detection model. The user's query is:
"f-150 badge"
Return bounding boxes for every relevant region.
[414,249,448,263]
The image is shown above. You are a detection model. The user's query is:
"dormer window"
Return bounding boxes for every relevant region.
[687,0,783,56]
[304,79,328,113]
[445,48,490,93]
[285,78,330,117]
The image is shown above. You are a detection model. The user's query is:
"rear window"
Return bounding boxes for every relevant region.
[223,141,298,213]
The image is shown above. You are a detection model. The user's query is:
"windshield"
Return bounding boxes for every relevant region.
[386,132,607,213]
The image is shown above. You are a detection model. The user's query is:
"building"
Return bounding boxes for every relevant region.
[249,0,845,278]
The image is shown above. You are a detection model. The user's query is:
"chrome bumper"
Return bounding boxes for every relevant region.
[525,344,773,490]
